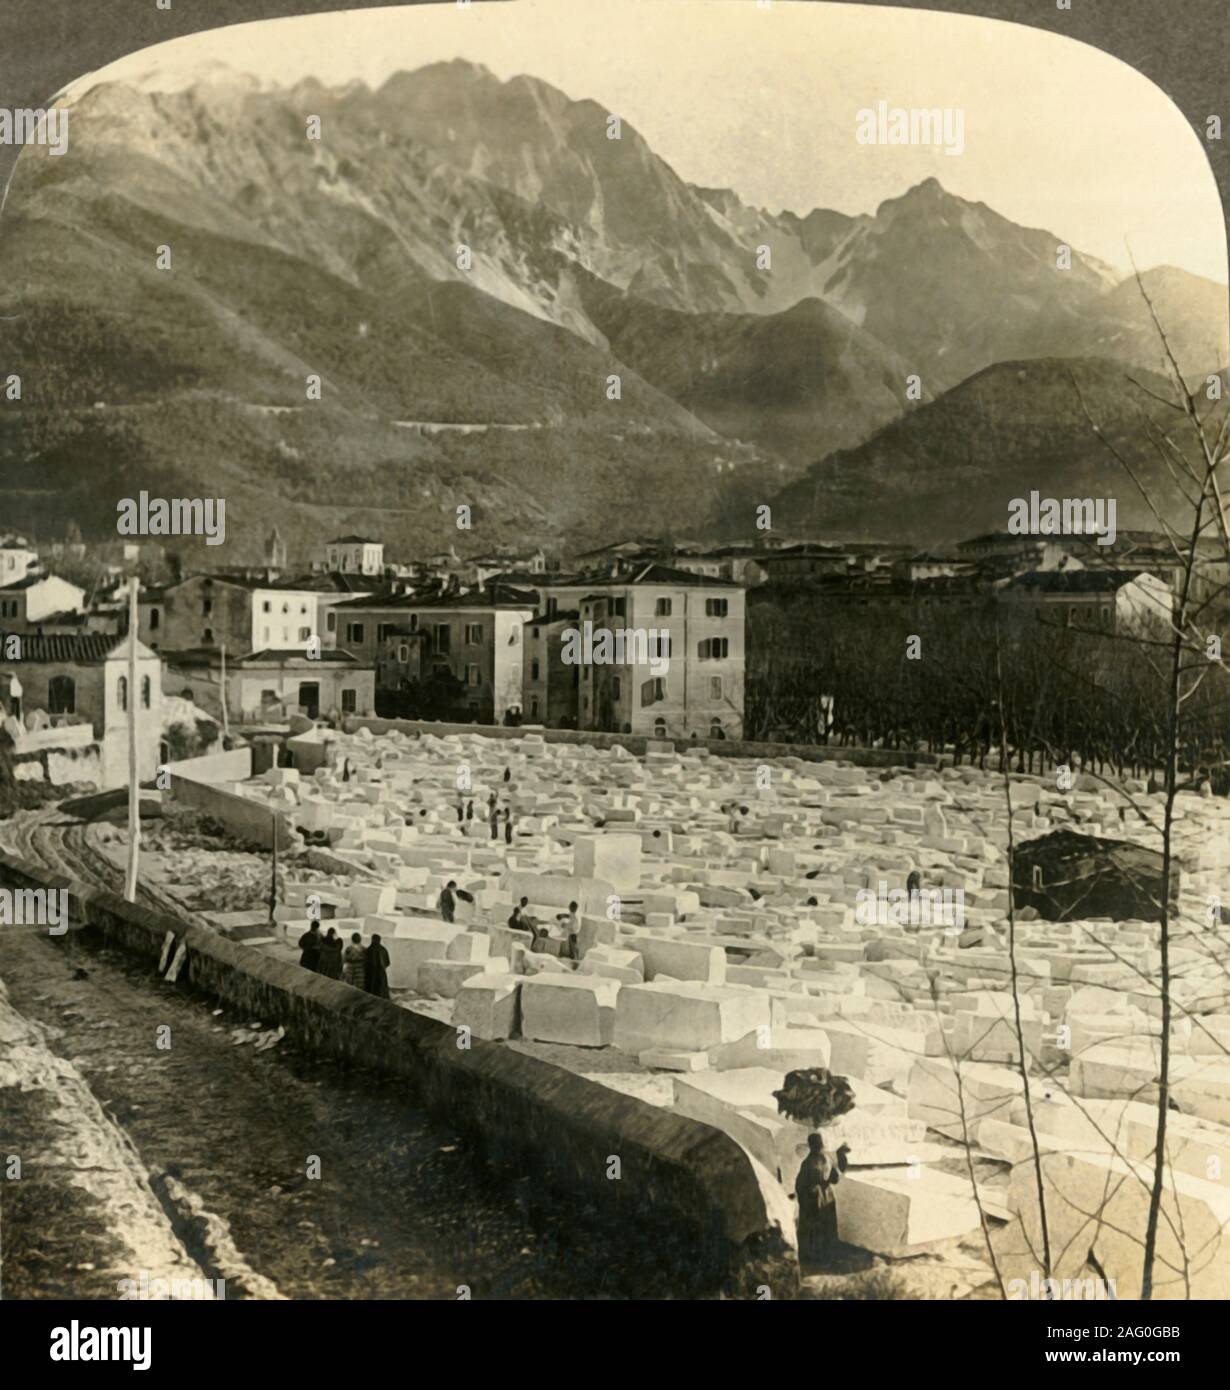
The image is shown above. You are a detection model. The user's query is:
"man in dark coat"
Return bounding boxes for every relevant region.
[298,922,323,972]
[438,881,457,924]
[794,1133,841,1268]
[364,933,391,998]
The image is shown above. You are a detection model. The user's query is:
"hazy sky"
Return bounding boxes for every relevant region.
[68,0,1228,282]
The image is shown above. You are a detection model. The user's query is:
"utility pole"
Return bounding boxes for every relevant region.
[219,642,230,739]
[124,575,140,902]
[269,812,279,926]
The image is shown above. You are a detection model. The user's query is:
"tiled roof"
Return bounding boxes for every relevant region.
[524,610,580,625]
[1006,570,1151,595]
[562,563,741,589]
[327,535,380,545]
[239,648,366,665]
[0,634,123,663]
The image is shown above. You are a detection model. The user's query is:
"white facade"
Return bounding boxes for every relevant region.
[539,573,746,739]
[325,539,384,576]
[0,543,38,582]
[250,589,320,651]
[0,574,86,627]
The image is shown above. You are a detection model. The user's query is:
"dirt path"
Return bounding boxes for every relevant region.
[0,924,691,1299]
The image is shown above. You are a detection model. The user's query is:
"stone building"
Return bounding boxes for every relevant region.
[536,564,746,740]
[0,632,162,789]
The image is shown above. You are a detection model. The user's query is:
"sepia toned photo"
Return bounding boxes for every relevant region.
[1,0,1229,1336]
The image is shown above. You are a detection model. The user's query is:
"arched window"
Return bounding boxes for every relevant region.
[141,676,151,709]
[48,675,75,715]
[653,717,667,738]
[150,607,160,631]
[117,675,128,711]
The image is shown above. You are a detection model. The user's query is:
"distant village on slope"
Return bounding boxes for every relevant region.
[0,520,1212,792]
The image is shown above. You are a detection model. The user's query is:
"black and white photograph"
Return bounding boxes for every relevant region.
[1,0,1229,1341]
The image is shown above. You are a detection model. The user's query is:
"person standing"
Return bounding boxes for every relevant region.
[438,880,457,924]
[465,799,474,823]
[342,932,366,988]
[503,807,514,846]
[364,933,391,998]
[794,1133,842,1268]
[298,922,323,972]
[318,926,343,979]
[555,900,579,944]
[489,802,501,841]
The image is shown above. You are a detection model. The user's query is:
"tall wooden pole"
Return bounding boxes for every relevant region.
[219,642,230,738]
[124,576,140,902]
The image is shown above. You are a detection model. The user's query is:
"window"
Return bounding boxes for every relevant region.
[346,622,365,643]
[261,689,278,705]
[141,676,151,709]
[300,604,308,615]
[48,674,75,715]
[466,623,483,645]
[281,603,289,615]
[531,659,540,680]
[532,627,540,640]
[326,611,336,631]
[467,664,481,686]
[531,698,539,719]
[649,633,671,660]
[546,597,558,618]
[298,627,311,642]
[203,628,214,644]
[612,597,626,617]
[613,676,622,700]
[654,598,672,617]
[433,623,450,655]
[341,688,357,713]
[710,717,724,739]
[398,644,410,663]
[117,675,128,711]
[698,637,729,660]
[709,676,723,701]
[150,608,160,631]
[653,717,667,737]
[705,598,729,618]
[378,623,395,642]
[203,598,213,616]
[641,677,666,706]
[409,614,418,632]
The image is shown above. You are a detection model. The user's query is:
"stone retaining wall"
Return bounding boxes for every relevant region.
[0,850,797,1298]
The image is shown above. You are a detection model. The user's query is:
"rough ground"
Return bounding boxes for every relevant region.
[0,924,702,1299]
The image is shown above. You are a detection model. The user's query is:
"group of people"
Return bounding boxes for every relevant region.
[298,923,391,998]
[453,789,516,844]
[509,895,580,960]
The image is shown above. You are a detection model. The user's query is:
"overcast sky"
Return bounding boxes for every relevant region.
[68,0,1228,283]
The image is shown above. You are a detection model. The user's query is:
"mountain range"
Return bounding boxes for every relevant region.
[0,59,1226,558]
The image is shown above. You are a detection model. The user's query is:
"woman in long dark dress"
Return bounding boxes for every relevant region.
[794,1133,841,1267]
[364,933,391,998]
[318,927,343,980]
